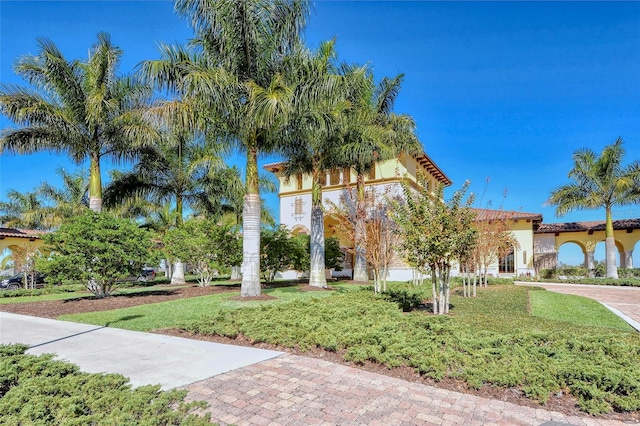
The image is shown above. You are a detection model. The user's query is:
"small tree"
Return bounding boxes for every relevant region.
[39,211,157,298]
[393,177,476,314]
[163,219,240,286]
[290,234,344,275]
[260,226,307,283]
[328,191,401,293]
[473,212,518,287]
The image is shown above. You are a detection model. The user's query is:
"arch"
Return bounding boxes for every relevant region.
[290,225,310,235]
[557,241,587,267]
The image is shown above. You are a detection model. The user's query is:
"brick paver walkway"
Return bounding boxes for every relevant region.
[515,282,640,328]
[185,354,625,426]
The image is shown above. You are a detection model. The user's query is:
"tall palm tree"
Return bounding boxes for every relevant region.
[279,41,356,288]
[140,0,310,296]
[338,72,421,282]
[547,138,640,279]
[0,33,158,212]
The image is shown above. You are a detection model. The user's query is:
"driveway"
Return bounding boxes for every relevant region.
[515,281,640,331]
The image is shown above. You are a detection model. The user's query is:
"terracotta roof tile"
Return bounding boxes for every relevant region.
[472,208,543,222]
[536,219,640,234]
[0,228,47,239]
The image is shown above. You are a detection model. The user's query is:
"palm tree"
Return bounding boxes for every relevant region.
[279,41,355,288]
[140,0,310,296]
[338,72,421,282]
[546,138,640,279]
[0,189,47,230]
[104,127,236,284]
[0,33,158,212]
[37,168,89,228]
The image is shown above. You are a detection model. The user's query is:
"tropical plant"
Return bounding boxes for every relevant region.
[278,40,356,288]
[0,33,158,212]
[546,138,640,279]
[36,168,89,226]
[337,71,421,281]
[0,189,47,229]
[38,211,158,298]
[140,0,310,296]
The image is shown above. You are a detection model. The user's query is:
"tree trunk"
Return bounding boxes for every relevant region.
[353,174,368,282]
[444,266,451,314]
[431,271,437,314]
[309,170,327,288]
[171,261,186,285]
[605,206,619,279]
[89,153,102,212]
[241,145,262,297]
[230,266,242,280]
[438,268,445,315]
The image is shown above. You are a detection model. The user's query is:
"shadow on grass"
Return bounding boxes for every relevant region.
[106,315,144,326]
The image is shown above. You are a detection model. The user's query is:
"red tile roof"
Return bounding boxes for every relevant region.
[0,228,47,239]
[536,219,640,234]
[472,208,543,222]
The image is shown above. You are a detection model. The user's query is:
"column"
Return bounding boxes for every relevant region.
[623,251,633,269]
[585,251,595,270]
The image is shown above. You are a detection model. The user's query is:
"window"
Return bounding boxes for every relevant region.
[296,173,303,190]
[366,167,376,181]
[291,197,306,221]
[295,198,303,215]
[499,248,515,273]
[329,168,341,185]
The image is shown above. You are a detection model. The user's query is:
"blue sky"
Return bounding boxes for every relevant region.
[1,1,639,265]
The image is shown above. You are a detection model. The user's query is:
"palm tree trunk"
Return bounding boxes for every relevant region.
[241,145,261,297]
[605,206,619,279]
[353,173,368,282]
[171,261,186,284]
[89,153,102,212]
[309,169,327,288]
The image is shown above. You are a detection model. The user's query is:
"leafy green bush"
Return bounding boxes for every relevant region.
[382,289,423,312]
[0,284,85,298]
[0,344,212,425]
[183,285,640,414]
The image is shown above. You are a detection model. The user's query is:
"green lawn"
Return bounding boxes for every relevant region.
[529,288,632,331]
[59,284,339,331]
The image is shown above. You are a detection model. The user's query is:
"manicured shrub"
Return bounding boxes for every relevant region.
[0,345,212,425]
[183,285,640,415]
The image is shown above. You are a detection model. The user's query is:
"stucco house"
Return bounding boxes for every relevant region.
[265,153,640,280]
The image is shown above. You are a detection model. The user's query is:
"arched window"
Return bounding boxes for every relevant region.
[499,247,515,273]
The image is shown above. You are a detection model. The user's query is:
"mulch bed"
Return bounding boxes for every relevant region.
[0,283,637,422]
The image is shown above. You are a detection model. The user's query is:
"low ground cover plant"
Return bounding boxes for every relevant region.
[0,344,211,425]
[183,284,640,415]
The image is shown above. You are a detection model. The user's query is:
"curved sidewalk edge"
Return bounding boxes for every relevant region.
[0,312,283,390]
[514,281,640,332]
[600,302,640,331]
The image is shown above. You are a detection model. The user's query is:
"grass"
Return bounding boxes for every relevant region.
[59,284,339,331]
[529,288,632,331]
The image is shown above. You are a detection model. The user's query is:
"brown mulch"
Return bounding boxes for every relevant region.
[1,283,637,422]
[0,284,239,319]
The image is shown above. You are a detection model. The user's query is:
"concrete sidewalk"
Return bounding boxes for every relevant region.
[0,312,283,389]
